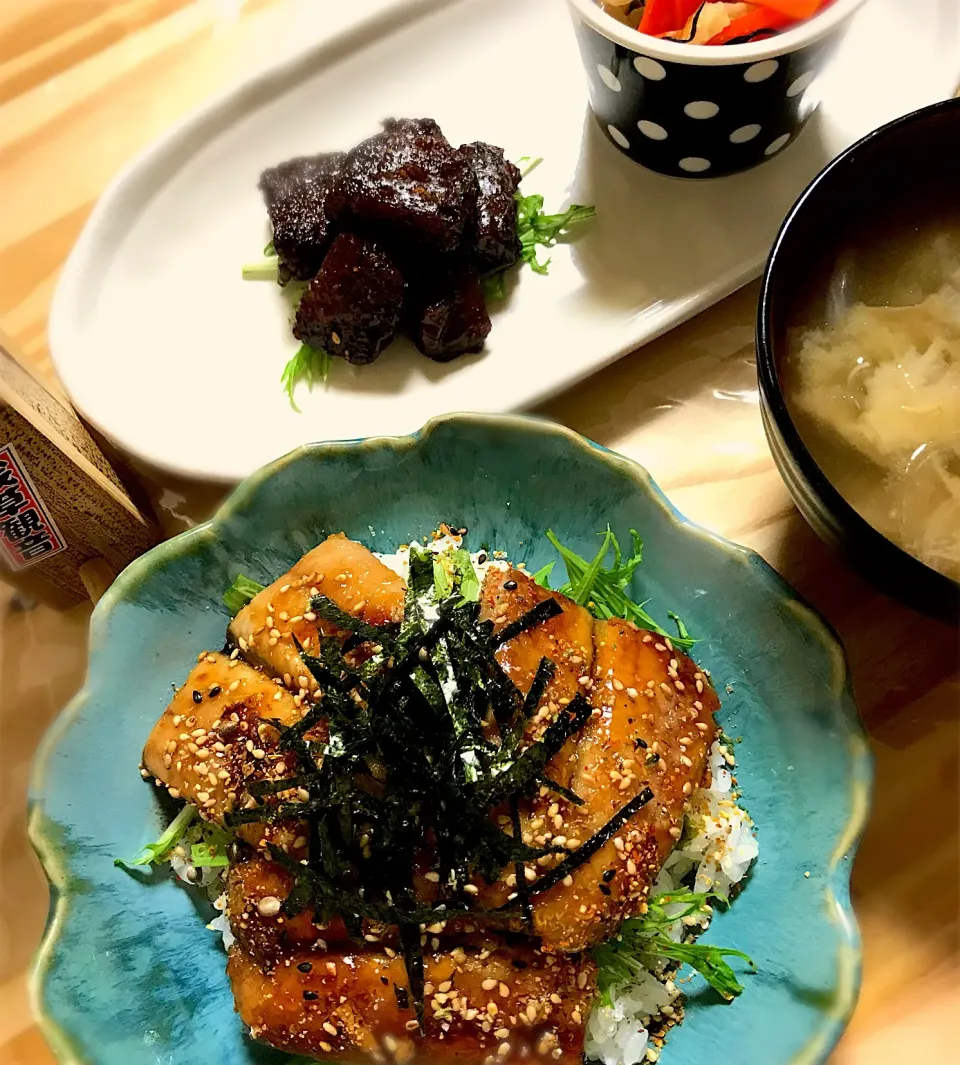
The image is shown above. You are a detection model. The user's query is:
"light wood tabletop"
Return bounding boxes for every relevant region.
[0,1,957,1063]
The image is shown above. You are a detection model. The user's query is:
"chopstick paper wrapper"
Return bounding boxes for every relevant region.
[0,328,160,607]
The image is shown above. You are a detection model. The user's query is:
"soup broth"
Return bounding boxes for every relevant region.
[782,197,960,584]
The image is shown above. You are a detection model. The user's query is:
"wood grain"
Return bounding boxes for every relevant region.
[0,1,956,1063]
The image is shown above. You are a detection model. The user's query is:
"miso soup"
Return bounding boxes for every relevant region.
[782,198,960,584]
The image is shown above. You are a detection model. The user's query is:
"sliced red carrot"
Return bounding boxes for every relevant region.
[752,0,827,17]
[705,5,794,44]
[638,0,706,37]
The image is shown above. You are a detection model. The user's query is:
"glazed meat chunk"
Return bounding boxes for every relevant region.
[259,151,344,282]
[459,141,522,271]
[228,939,595,1065]
[294,233,406,365]
[334,118,478,253]
[413,270,491,361]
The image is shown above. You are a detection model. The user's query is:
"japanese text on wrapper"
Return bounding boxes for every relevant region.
[0,444,67,570]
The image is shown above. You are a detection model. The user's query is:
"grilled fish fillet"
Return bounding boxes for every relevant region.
[142,653,303,823]
[229,533,405,688]
[530,618,718,953]
[475,571,718,952]
[228,939,595,1065]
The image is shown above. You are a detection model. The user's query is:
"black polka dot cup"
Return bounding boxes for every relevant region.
[565,0,867,178]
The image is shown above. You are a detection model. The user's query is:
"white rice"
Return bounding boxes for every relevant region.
[168,825,234,947]
[585,741,757,1065]
[375,531,510,586]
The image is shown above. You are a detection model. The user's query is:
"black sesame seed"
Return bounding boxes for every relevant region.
[603,869,616,883]
[504,580,518,591]
[192,690,203,704]
[303,990,319,1001]
[226,841,249,864]
[380,976,389,985]
[635,738,648,749]
[598,884,611,896]
[298,962,313,973]
[209,685,222,698]
[477,554,487,565]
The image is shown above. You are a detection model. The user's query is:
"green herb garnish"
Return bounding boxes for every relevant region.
[537,527,695,651]
[114,804,196,869]
[516,194,596,274]
[593,888,754,1005]
[483,181,596,301]
[223,574,266,614]
[191,822,232,868]
[241,258,280,281]
[281,342,331,411]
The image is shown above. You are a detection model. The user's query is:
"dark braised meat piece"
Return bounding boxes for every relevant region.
[258,152,345,283]
[294,233,405,365]
[334,118,477,253]
[459,141,522,271]
[413,269,491,361]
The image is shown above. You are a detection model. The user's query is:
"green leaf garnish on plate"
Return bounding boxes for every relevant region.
[114,804,196,869]
[223,574,266,614]
[593,888,755,1005]
[281,342,332,411]
[538,527,696,650]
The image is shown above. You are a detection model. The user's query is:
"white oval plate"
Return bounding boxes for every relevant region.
[49,0,960,481]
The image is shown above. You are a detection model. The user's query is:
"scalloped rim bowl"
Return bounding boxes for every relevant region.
[28,413,873,1065]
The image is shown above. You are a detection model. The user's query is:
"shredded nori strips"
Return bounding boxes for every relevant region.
[228,546,657,1020]
[526,787,655,897]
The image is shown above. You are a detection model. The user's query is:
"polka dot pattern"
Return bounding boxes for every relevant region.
[679,157,711,173]
[765,133,792,156]
[633,55,666,81]
[786,70,815,98]
[607,124,630,149]
[574,17,836,178]
[684,101,720,120]
[597,63,621,93]
[637,120,668,141]
[744,59,780,83]
[729,124,762,144]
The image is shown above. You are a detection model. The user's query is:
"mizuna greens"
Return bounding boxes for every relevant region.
[592,888,754,1004]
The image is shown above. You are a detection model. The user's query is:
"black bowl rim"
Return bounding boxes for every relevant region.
[757,95,960,610]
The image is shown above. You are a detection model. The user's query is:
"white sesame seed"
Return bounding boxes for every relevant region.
[257,895,282,916]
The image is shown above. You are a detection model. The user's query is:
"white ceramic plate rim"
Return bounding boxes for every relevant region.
[46,0,446,484]
[47,0,956,482]
[565,0,869,64]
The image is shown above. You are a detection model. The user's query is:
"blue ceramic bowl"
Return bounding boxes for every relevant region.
[565,0,865,178]
[29,414,871,1065]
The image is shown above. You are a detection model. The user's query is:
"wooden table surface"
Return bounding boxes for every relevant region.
[0,1,957,1063]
